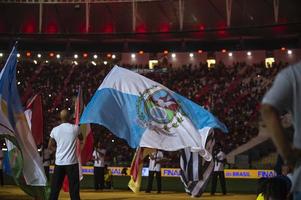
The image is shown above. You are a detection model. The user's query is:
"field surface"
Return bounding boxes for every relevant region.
[0,186,256,200]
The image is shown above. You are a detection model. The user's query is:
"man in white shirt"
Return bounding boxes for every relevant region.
[145,149,163,193]
[92,141,106,190]
[48,110,83,200]
[211,143,226,195]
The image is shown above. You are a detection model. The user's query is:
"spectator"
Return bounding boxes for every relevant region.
[263,177,290,200]
[121,167,128,176]
[104,164,112,189]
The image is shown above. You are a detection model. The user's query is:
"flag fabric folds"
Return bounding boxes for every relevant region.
[74,87,84,182]
[128,147,154,193]
[80,66,228,193]
[74,86,83,125]
[24,94,44,146]
[80,66,227,153]
[179,128,216,197]
[0,45,48,199]
[80,124,94,165]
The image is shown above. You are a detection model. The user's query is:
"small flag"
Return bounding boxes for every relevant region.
[80,124,94,165]
[128,147,154,193]
[24,94,44,146]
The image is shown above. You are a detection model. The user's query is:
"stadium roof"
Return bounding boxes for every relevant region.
[0,0,300,51]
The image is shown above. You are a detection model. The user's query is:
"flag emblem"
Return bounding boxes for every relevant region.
[137,85,184,136]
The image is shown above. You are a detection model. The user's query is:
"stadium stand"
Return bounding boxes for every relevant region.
[0,58,289,167]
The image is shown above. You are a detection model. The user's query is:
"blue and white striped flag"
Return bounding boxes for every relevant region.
[80,66,227,156]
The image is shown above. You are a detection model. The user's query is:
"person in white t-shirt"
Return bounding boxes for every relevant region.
[211,143,227,195]
[92,141,106,190]
[48,109,83,200]
[145,150,163,193]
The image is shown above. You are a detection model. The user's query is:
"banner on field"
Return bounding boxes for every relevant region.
[49,166,276,179]
[224,169,277,179]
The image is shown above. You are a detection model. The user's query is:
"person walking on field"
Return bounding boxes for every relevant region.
[48,109,83,200]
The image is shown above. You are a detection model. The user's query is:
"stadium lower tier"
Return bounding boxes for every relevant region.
[49,166,276,179]
[3,166,275,194]
[3,174,259,194]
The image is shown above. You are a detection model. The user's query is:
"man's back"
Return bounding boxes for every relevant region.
[262,62,301,148]
[50,123,79,165]
[261,62,301,195]
[284,64,301,148]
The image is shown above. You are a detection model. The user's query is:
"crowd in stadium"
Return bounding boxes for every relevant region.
[3,58,288,167]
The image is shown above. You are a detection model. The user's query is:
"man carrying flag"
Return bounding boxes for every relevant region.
[48,109,83,200]
[62,87,84,192]
[0,44,48,199]
[62,87,94,193]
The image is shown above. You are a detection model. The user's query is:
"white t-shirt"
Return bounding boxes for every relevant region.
[93,149,106,167]
[50,123,79,165]
[148,150,163,172]
[213,151,226,172]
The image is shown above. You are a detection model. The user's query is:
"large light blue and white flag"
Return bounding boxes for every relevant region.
[80,66,227,156]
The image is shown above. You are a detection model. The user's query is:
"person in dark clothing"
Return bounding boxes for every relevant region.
[92,141,106,190]
[145,150,163,193]
[211,144,227,195]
